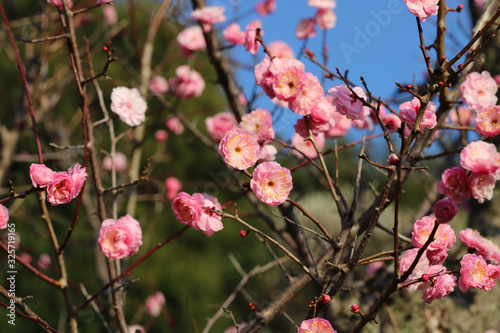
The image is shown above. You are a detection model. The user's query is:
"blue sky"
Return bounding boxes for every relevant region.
[210,0,473,139]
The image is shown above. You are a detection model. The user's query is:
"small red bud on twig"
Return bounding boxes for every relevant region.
[239,230,247,237]
[350,304,360,314]
[305,48,315,57]
[421,274,430,282]
[406,84,412,89]
[103,46,108,52]
[387,153,399,165]
[457,4,464,11]
[320,294,331,304]
[458,64,464,70]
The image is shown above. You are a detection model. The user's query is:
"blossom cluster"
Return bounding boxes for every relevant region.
[30,163,87,206]
[399,215,457,303]
[216,121,293,206]
[399,209,500,303]
[460,71,500,138]
[439,141,500,203]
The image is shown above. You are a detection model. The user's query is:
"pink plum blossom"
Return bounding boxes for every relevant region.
[433,199,458,224]
[148,75,169,95]
[448,106,474,126]
[352,116,374,131]
[404,0,439,22]
[250,161,293,206]
[69,163,87,194]
[103,152,127,172]
[329,85,370,120]
[311,97,334,123]
[154,130,168,142]
[37,253,51,270]
[165,177,182,201]
[191,193,223,236]
[307,0,336,9]
[47,164,87,206]
[272,66,306,102]
[325,111,351,137]
[469,172,497,203]
[294,117,330,137]
[169,65,205,99]
[380,112,401,130]
[475,105,500,138]
[172,192,204,225]
[295,18,317,39]
[458,254,500,292]
[98,215,142,260]
[18,253,32,264]
[177,26,206,57]
[438,166,471,203]
[255,0,276,16]
[30,163,55,188]
[460,140,500,176]
[172,192,223,236]
[289,73,324,116]
[298,318,337,333]
[399,97,437,130]
[244,28,260,55]
[315,9,336,30]
[191,6,226,32]
[205,112,238,142]
[459,228,500,264]
[267,41,294,59]
[165,117,184,135]
[103,5,118,26]
[239,108,274,142]
[259,144,278,162]
[291,132,325,159]
[145,291,165,317]
[0,204,9,229]
[110,87,147,126]
[399,248,431,291]
[412,216,456,251]
[254,57,305,100]
[422,273,457,304]
[222,23,246,45]
[272,65,306,101]
[219,128,261,170]
[426,248,449,265]
[460,71,498,111]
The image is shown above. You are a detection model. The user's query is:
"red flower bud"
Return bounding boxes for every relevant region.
[350,304,360,313]
[421,274,430,282]
[320,294,331,304]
